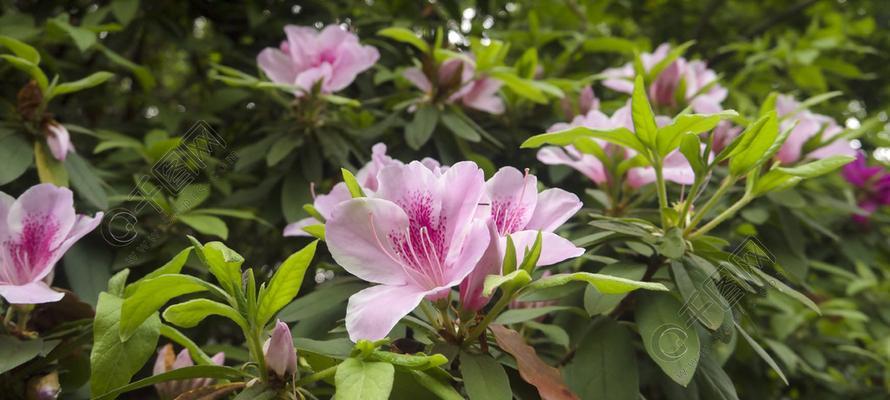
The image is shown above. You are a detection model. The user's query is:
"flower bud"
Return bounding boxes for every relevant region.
[263,320,297,379]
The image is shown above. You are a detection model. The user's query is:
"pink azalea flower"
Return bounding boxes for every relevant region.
[257,25,379,96]
[44,121,74,161]
[325,161,490,341]
[283,143,442,237]
[774,94,856,164]
[459,167,583,311]
[842,151,890,224]
[403,58,505,114]
[537,101,695,188]
[0,184,103,304]
[153,344,225,400]
[264,320,297,379]
[601,43,727,113]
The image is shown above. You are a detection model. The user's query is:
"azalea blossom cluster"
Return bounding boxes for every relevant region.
[843,151,890,223]
[403,57,505,114]
[288,144,582,341]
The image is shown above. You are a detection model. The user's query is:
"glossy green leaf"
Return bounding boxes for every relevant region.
[179,214,228,240]
[50,71,114,98]
[525,272,668,294]
[482,269,532,297]
[334,358,395,400]
[521,126,646,155]
[163,298,248,331]
[377,27,429,52]
[0,131,32,185]
[257,240,318,325]
[0,34,39,64]
[631,74,658,147]
[460,352,511,400]
[775,155,855,178]
[636,292,700,386]
[564,319,638,400]
[405,105,439,150]
[119,274,215,341]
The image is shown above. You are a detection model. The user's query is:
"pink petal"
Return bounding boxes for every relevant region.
[325,198,412,286]
[485,167,538,235]
[525,188,582,232]
[507,230,584,267]
[403,67,432,93]
[313,183,353,218]
[345,284,431,342]
[295,63,333,94]
[257,48,298,86]
[458,221,501,311]
[462,78,505,114]
[264,320,297,377]
[435,161,486,254]
[283,218,316,237]
[808,137,856,160]
[329,40,379,92]
[0,281,64,304]
[442,219,490,287]
[537,146,608,184]
[45,123,73,161]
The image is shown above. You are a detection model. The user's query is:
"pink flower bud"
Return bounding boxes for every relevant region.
[263,320,297,378]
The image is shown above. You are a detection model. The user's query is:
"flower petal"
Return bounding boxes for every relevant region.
[345,284,431,342]
[458,221,501,311]
[326,198,411,286]
[0,281,64,304]
[257,48,298,86]
[507,230,584,267]
[403,67,432,93]
[283,218,316,237]
[486,167,538,235]
[443,219,490,287]
[537,146,607,184]
[525,188,582,232]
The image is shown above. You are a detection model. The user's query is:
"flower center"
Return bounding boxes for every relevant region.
[386,191,448,288]
[1,215,57,285]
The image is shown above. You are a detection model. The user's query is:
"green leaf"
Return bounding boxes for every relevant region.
[257,240,318,325]
[460,352,511,400]
[482,269,531,297]
[91,292,160,398]
[266,135,301,166]
[636,292,700,386]
[93,365,248,400]
[63,240,112,307]
[302,224,326,240]
[0,35,39,64]
[525,272,668,294]
[658,227,686,259]
[111,0,140,25]
[403,369,463,400]
[670,260,725,330]
[405,105,439,150]
[64,152,109,209]
[377,27,429,52]
[125,248,193,296]
[0,336,43,374]
[0,131,33,185]
[679,134,705,175]
[95,43,156,90]
[334,358,395,400]
[657,110,739,155]
[370,350,448,370]
[521,126,646,155]
[34,140,68,186]
[735,322,788,385]
[48,17,96,52]
[631,74,658,148]
[189,239,244,296]
[173,184,211,214]
[179,214,228,240]
[583,263,646,316]
[695,349,739,400]
[564,319,638,400]
[49,71,114,99]
[728,112,778,177]
[159,324,216,366]
[488,70,547,103]
[647,41,694,82]
[775,155,855,178]
[494,305,577,324]
[342,168,367,198]
[441,111,481,142]
[502,235,517,275]
[748,267,820,314]
[1,54,47,91]
[751,169,801,196]
[119,274,215,341]
[163,298,248,331]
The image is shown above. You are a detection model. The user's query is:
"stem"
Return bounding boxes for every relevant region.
[653,159,669,228]
[678,176,703,229]
[465,291,515,344]
[689,194,754,239]
[685,175,735,234]
[247,327,269,383]
[296,365,337,386]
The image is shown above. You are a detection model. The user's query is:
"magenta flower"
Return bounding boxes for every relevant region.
[403,57,505,114]
[153,344,225,400]
[284,143,442,237]
[257,25,379,96]
[774,94,856,164]
[537,101,695,188]
[325,161,490,341]
[459,167,583,311]
[842,151,890,224]
[601,43,726,113]
[44,121,74,161]
[264,320,298,379]
[0,184,103,304]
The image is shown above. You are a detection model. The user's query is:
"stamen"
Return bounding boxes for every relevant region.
[367,213,425,288]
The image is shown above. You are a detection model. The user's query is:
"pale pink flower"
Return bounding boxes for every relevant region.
[601,43,726,113]
[283,143,442,237]
[326,161,490,341]
[263,320,297,379]
[153,344,225,400]
[257,25,379,96]
[403,58,504,114]
[0,184,103,304]
[44,121,74,161]
[459,167,583,311]
[537,102,695,188]
[774,94,855,163]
